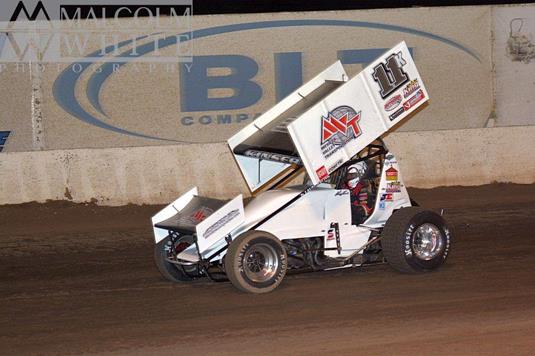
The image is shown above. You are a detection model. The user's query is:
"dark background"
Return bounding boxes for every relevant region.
[193,0,534,14]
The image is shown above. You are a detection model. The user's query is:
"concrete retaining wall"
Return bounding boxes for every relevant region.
[2,125,533,205]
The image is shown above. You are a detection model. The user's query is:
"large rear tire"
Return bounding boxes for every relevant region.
[225,231,287,294]
[382,207,452,273]
[154,235,200,282]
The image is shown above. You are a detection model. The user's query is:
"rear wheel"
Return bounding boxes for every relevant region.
[225,231,287,294]
[382,207,452,273]
[154,235,200,282]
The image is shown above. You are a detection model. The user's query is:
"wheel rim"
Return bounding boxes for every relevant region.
[243,243,279,283]
[174,241,190,254]
[166,237,197,273]
[412,223,444,260]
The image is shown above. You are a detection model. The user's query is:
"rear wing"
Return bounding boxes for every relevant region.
[228,41,428,191]
[152,187,245,254]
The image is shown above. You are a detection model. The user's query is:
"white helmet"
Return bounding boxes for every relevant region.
[346,161,368,189]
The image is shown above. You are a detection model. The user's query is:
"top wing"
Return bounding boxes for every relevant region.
[287,41,428,184]
[227,61,348,193]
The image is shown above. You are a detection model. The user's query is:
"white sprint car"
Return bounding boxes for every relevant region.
[152,41,452,293]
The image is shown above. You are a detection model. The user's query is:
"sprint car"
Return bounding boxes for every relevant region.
[152,42,452,293]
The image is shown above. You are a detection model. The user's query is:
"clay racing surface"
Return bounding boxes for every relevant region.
[1,184,535,355]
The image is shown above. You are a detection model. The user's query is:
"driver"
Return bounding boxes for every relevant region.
[344,161,376,225]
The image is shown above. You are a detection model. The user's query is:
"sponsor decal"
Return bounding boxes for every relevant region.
[403,79,421,98]
[243,149,302,165]
[388,89,425,121]
[384,94,402,112]
[380,193,393,202]
[327,158,344,173]
[388,107,405,121]
[320,105,362,159]
[0,131,10,152]
[404,225,415,256]
[402,89,425,111]
[316,166,328,181]
[384,154,398,165]
[178,206,214,225]
[335,190,349,196]
[326,229,335,241]
[372,51,409,99]
[191,208,210,222]
[386,167,398,181]
[204,209,240,239]
[379,201,386,210]
[386,181,402,193]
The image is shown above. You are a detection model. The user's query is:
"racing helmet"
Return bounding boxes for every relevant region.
[346,161,368,189]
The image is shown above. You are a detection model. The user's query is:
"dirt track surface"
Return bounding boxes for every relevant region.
[1,184,535,355]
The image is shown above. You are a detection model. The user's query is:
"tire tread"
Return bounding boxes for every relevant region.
[382,207,427,274]
[226,231,287,294]
[154,236,196,282]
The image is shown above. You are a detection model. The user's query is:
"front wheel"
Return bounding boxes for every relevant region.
[382,207,452,273]
[225,231,287,294]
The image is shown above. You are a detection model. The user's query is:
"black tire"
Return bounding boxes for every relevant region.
[154,235,200,282]
[225,231,287,294]
[382,207,452,273]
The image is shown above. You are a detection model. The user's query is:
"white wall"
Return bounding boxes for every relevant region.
[1,125,533,205]
[493,5,535,127]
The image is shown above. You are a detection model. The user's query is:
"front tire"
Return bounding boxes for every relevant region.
[225,231,287,294]
[154,235,200,282]
[382,207,452,273]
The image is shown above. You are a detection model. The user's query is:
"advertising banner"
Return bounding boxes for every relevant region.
[0,5,490,152]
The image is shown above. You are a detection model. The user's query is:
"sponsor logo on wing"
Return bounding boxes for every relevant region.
[384,94,402,112]
[320,106,363,159]
[321,110,362,144]
[192,209,207,222]
[327,158,344,173]
[204,209,240,239]
[316,165,329,181]
[180,206,214,225]
[243,149,302,165]
[388,107,405,121]
[402,89,425,111]
[403,79,421,98]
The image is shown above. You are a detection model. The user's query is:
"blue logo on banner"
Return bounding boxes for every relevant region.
[53,19,481,142]
[0,131,11,152]
[0,32,7,57]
